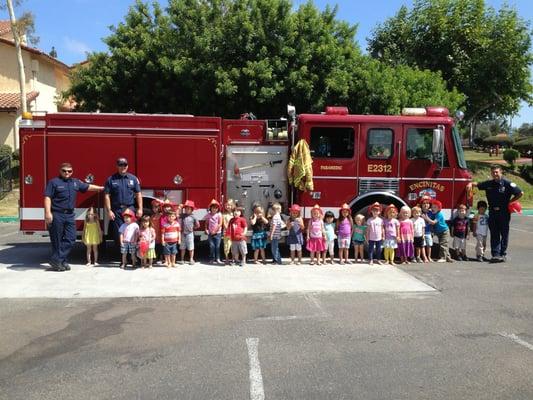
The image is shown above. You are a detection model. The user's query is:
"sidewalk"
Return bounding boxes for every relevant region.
[0,260,434,298]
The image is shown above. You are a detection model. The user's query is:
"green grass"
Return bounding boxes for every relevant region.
[0,188,19,217]
[464,149,505,163]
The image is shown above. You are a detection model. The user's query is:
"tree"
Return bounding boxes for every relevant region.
[515,123,533,138]
[2,0,38,115]
[66,0,464,116]
[49,46,57,58]
[475,117,509,139]
[368,0,533,140]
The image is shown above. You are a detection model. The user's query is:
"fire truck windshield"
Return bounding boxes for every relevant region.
[452,126,467,169]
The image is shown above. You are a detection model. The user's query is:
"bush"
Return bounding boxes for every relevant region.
[11,148,19,161]
[514,136,533,157]
[519,165,533,183]
[0,144,12,160]
[503,148,520,168]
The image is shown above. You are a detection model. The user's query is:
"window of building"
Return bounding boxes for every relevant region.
[367,129,393,159]
[309,127,354,158]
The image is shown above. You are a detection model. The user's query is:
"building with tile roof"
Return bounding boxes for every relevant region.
[0,20,71,150]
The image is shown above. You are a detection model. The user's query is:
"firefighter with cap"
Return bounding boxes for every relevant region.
[467,164,523,263]
[44,162,103,271]
[104,157,143,243]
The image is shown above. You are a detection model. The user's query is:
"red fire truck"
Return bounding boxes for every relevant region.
[18,106,471,235]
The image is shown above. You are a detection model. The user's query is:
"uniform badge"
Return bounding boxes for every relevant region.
[129,180,134,185]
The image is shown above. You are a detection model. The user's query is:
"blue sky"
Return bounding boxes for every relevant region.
[2,0,532,125]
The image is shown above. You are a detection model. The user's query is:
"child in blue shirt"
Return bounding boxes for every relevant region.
[420,196,434,261]
[423,199,454,263]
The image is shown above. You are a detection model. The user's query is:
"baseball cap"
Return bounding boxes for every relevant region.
[116,157,128,166]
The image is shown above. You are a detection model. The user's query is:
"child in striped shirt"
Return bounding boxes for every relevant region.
[269,202,285,265]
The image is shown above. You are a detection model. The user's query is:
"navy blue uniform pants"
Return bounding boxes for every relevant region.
[48,211,76,265]
[488,211,510,257]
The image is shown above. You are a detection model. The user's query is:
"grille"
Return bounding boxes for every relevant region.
[358,179,400,195]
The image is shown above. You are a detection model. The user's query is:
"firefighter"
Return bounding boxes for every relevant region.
[44,162,103,271]
[104,157,143,244]
[467,165,523,263]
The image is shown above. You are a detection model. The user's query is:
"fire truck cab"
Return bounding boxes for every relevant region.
[293,106,470,219]
[18,105,470,235]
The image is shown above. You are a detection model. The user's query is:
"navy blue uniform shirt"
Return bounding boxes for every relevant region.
[477,178,521,211]
[104,173,141,209]
[44,177,89,211]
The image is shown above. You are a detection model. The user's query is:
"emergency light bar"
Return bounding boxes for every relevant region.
[325,106,349,115]
[401,107,449,117]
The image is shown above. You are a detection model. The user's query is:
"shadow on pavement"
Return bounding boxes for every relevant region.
[0,241,239,270]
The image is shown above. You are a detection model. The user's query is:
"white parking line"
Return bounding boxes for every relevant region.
[251,314,320,321]
[510,227,533,234]
[498,332,533,351]
[246,338,265,400]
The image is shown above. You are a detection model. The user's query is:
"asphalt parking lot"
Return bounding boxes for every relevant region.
[0,216,532,399]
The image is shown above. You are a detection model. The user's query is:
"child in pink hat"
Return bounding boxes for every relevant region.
[306,205,326,265]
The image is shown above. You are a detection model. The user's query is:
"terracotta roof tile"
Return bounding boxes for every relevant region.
[0,91,39,111]
[0,20,12,36]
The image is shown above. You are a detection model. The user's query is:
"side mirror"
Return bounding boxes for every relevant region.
[432,126,444,167]
[432,127,443,154]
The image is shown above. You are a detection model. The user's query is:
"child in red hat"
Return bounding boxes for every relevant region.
[204,199,223,264]
[119,209,139,268]
[419,196,434,261]
[306,204,326,265]
[366,202,384,265]
[161,209,181,267]
[423,199,454,263]
[337,203,353,265]
[229,206,248,266]
[383,204,400,265]
[180,200,200,265]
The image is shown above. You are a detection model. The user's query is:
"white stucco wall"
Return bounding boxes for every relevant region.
[0,42,71,148]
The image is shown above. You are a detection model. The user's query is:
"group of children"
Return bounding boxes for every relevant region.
[81,195,491,268]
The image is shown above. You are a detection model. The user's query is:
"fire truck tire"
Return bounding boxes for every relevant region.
[351,195,406,218]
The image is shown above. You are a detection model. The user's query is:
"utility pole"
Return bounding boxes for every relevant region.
[6,0,28,114]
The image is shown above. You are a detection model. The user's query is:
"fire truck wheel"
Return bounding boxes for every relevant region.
[353,198,406,218]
